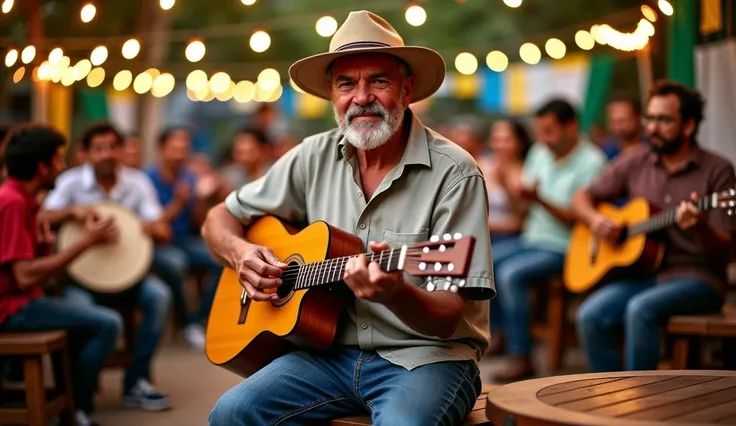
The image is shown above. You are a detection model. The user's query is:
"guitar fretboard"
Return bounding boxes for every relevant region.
[281,248,403,290]
[627,192,718,236]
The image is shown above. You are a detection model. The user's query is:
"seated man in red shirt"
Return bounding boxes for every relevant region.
[0,124,121,426]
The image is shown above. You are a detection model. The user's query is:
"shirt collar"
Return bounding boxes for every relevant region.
[647,144,704,171]
[81,162,124,191]
[336,108,432,168]
[4,178,39,208]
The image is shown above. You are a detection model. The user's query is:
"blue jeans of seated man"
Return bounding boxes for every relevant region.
[152,237,221,327]
[63,276,171,393]
[0,298,121,414]
[209,348,481,426]
[492,237,565,357]
[576,276,723,372]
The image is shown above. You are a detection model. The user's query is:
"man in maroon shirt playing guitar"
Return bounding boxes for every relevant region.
[0,124,120,426]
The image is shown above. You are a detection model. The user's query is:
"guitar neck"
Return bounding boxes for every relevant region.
[286,247,407,290]
[627,192,717,237]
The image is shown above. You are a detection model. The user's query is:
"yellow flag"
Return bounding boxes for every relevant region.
[701,0,723,35]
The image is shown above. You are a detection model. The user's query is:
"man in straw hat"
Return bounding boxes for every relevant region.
[203,10,494,425]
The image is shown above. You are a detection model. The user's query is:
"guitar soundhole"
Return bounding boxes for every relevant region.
[271,259,299,307]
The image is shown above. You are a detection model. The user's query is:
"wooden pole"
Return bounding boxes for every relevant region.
[26,0,48,124]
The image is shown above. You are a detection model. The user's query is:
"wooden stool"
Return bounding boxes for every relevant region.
[330,384,495,426]
[530,276,577,372]
[0,331,76,426]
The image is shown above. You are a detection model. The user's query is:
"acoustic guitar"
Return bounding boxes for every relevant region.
[564,188,736,294]
[205,215,476,378]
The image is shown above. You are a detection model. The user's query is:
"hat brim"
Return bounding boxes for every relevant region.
[288,46,446,104]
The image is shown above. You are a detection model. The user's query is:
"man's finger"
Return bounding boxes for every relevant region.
[259,248,288,269]
[251,257,284,277]
[367,261,386,283]
[368,240,389,252]
[250,273,282,289]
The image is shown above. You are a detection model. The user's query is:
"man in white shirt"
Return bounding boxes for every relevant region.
[42,122,173,412]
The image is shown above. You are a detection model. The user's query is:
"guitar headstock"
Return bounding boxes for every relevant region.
[402,233,476,292]
[715,188,736,216]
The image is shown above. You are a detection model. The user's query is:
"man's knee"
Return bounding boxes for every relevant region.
[154,246,189,276]
[140,277,172,315]
[625,294,656,326]
[209,383,262,426]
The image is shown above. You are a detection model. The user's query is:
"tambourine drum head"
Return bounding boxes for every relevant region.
[58,203,153,293]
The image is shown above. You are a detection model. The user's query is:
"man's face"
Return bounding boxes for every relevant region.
[86,131,121,177]
[607,101,640,142]
[38,147,65,190]
[232,134,265,168]
[161,130,191,170]
[122,137,142,169]
[533,113,575,154]
[328,53,414,150]
[644,94,691,155]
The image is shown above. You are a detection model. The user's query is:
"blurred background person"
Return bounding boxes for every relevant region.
[220,127,271,190]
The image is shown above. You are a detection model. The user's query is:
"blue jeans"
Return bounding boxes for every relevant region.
[0,298,121,413]
[63,276,171,392]
[492,237,565,356]
[152,237,221,327]
[209,348,481,426]
[576,277,724,372]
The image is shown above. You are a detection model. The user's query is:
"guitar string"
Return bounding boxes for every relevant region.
[263,250,454,281]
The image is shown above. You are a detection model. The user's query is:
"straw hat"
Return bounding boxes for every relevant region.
[289,10,446,103]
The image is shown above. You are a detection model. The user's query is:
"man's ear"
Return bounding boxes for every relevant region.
[402,76,416,107]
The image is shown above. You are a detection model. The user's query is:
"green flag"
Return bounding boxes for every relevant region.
[580,53,616,133]
[667,0,697,87]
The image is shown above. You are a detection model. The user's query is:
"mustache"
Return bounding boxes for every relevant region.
[345,103,387,123]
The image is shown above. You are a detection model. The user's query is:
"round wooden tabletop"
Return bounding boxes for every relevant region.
[486,370,736,426]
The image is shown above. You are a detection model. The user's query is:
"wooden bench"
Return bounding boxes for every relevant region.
[330,384,494,426]
[665,305,736,369]
[0,331,76,426]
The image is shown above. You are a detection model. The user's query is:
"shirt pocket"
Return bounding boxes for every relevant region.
[381,229,430,286]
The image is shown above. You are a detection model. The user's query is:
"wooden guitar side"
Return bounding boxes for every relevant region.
[564,198,664,293]
[204,216,364,378]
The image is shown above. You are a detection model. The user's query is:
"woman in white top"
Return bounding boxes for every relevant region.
[479,118,532,244]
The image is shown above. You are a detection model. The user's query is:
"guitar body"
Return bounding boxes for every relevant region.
[205,215,364,378]
[564,197,665,293]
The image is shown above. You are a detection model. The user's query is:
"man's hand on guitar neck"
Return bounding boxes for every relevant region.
[343,241,405,303]
[675,191,703,231]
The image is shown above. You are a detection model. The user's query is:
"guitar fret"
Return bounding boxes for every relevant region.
[295,265,303,290]
[388,248,394,272]
[317,259,326,287]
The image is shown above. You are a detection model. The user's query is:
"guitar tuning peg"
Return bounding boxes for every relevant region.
[426,277,435,292]
[443,280,451,291]
[450,284,459,293]
[730,188,736,196]
[458,279,466,288]
[453,233,462,239]
[443,233,452,241]
[430,235,440,242]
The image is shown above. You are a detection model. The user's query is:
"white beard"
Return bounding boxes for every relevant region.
[334,97,405,151]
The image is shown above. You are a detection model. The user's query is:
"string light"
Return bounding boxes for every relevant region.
[257,68,280,91]
[80,3,96,23]
[122,39,140,59]
[5,49,18,67]
[241,0,256,5]
[454,52,478,75]
[485,51,508,72]
[48,48,64,66]
[210,72,232,94]
[2,0,13,14]
[186,70,208,91]
[316,16,338,37]
[160,0,175,11]
[405,5,426,27]
[657,0,673,16]
[20,46,35,64]
[86,67,105,87]
[185,40,206,62]
[519,42,541,65]
[113,70,133,91]
[641,5,658,22]
[250,31,271,53]
[12,67,24,83]
[233,81,257,103]
[90,46,108,66]
[133,72,153,94]
[73,59,92,81]
[545,38,566,59]
[575,30,595,50]
[503,0,522,8]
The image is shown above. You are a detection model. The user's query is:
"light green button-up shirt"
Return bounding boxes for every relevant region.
[224,111,494,370]
[521,138,606,253]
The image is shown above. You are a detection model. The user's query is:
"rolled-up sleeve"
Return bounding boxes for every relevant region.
[430,174,494,300]
[224,141,308,226]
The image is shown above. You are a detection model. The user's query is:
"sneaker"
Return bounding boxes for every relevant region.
[123,379,172,412]
[76,410,100,426]
[182,323,205,352]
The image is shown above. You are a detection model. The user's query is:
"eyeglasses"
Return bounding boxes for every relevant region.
[641,114,678,126]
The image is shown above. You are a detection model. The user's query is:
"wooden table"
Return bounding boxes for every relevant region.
[486,370,736,426]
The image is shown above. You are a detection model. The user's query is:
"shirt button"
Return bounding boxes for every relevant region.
[361,322,369,330]
[359,223,366,229]
[358,192,363,198]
